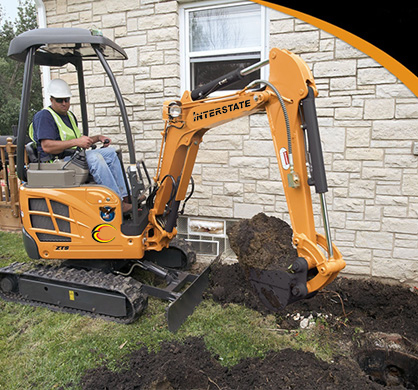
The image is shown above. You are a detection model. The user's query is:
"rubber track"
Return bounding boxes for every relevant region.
[0,262,148,323]
[170,237,197,269]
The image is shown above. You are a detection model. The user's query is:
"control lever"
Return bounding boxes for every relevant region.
[91,138,109,150]
[61,147,82,170]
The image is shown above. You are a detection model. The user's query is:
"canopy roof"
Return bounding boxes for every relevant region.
[8,27,127,66]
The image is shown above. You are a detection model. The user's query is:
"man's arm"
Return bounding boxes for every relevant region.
[42,134,112,154]
[41,135,94,155]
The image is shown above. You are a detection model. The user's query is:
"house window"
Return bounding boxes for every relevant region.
[180,1,268,94]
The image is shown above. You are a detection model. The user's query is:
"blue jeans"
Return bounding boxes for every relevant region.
[85,147,128,200]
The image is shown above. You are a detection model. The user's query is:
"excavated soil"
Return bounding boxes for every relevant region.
[208,261,418,341]
[78,213,418,390]
[226,212,298,270]
[79,337,398,390]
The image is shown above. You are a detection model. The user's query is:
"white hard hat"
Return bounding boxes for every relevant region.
[47,79,72,98]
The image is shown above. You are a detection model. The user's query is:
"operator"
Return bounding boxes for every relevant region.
[30,79,133,213]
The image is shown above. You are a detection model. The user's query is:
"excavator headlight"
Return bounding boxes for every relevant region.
[168,102,182,118]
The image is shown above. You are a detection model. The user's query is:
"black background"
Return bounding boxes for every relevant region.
[263,2,418,77]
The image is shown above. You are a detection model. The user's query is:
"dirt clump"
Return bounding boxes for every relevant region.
[206,260,269,313]
[227,212,298,270]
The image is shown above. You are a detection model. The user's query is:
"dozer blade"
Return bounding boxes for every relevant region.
[166,263,211,332]
[247,257,317,311]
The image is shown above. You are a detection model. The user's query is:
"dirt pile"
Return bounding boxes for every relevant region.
[226,212,298,270]
[79,337,390,390]
[277,276,418,341]
[205,259,269,313]
[223,212,418,340]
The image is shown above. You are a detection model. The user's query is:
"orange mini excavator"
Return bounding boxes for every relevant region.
[0,28,345,331]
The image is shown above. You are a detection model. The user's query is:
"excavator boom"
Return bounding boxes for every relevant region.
[146,48,345,308]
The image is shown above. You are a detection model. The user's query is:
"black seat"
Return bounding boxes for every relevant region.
[25,142,38,163]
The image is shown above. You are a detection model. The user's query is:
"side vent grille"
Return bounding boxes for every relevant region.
[56,218,71,233]
[30,215,54,230]
[28,198,72,242]
[29,198,48,212]
[36,233,71,242]
[50,200,69,218]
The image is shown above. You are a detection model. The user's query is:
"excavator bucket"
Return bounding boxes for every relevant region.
[227,211,345,313]
[246,257,317,311]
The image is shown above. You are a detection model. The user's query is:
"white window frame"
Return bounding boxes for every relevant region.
[179,0,269,95]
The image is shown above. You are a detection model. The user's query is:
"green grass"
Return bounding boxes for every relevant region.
[0,231,29,267]
[0,231,339,389]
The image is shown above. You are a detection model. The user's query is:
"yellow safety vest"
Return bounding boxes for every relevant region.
[29,107,81,146]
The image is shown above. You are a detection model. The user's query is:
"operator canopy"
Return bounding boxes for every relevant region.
[8,27,127,66]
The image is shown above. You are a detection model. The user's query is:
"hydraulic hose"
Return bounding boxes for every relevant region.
[191,67,244,101]
[246,79,293,170]
[190,59,269,101]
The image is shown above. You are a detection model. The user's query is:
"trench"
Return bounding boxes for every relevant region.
[357,349,418,389]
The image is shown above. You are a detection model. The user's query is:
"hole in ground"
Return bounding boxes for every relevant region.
[357,348,418,389]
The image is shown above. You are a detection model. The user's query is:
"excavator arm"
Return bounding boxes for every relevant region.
[143,48,345,309]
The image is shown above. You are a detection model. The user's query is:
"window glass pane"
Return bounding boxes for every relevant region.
[189,4,261,52]
[191,57,260,91]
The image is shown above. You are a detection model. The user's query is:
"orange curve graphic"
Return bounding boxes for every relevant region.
[252,0,418,98]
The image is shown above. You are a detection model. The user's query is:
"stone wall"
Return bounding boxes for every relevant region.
[42,0,418,283]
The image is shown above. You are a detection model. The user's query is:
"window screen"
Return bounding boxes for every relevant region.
[182,1,267,93]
